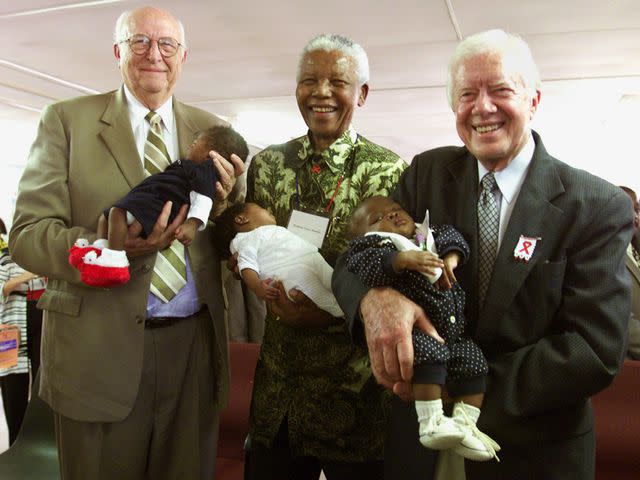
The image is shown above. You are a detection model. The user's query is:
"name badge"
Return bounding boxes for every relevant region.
[287,209,330,249]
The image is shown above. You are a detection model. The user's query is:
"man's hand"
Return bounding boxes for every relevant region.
[360,287,443,395]
[124,201,188,257]
[211,151,245,202]
[267,282,339,329]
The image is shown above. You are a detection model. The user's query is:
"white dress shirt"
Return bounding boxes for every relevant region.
[477,133,535,251]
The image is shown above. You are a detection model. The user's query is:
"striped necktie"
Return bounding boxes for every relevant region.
[477,172,500,306]
[144,111,187,302]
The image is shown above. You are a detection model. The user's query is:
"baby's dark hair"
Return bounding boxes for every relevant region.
[213,202,249,259]
[198,126,249,163]
[347,195,387,240]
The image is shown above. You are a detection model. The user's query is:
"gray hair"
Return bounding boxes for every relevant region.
[113,8,187,48]
[446,29,540,107]
[297,34,369,85]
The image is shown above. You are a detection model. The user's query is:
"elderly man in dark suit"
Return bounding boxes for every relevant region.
[10,6,242,479]
[333,29,632,479]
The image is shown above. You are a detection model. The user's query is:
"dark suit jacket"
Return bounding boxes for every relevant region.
[9,88,230,422]
[333,131,632,444]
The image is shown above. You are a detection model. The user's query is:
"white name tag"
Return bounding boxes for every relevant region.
[287,209,330,249]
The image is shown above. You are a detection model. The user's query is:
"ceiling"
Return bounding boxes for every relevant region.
[0,0,639,190]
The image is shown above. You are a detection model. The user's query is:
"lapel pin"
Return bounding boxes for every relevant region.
[514,235,540,262]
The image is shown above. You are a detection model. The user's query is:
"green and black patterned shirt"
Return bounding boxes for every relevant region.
[246,128,406,461]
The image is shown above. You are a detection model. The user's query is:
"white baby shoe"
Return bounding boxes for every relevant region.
[452,402,500,461]
[416,399,465,450]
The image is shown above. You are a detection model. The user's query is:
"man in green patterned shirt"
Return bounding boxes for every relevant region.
[243,34,406,479]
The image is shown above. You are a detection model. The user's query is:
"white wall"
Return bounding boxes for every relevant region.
[0,109,39,229]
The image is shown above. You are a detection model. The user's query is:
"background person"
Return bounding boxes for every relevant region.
[620,186,640,359]
[9,6,242,479]
[333,29,633,479]
[242,33,406,479]
[0,218,42,445]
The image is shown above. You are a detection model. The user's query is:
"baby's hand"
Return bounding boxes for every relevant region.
[176,220,198,246]
[394,250,444,275]
[436,252,461,290]
[255,278,280,301]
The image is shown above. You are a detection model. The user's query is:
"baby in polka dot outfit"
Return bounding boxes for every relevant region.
[347,195,499,461]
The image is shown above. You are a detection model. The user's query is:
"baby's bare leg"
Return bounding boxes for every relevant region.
[97,214,108,239]
[107,207,129,251]
[453,392,484,409]
[413,383,442,401]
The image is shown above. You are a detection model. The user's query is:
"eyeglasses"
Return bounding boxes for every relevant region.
[120,34,183,57]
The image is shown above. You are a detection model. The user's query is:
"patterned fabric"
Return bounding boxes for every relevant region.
[0,252,29,376]
[245,128,406,461]
[346,229,487,383]
[632,245,640,265]
[144,111,187,302]
[477,172,500,306]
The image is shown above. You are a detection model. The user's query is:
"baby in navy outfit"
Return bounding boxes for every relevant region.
[69,125,248,288]
[346,195,498,461]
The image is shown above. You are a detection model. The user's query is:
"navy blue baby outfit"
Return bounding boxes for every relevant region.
[108,159,217,237]
[346,225,488,396]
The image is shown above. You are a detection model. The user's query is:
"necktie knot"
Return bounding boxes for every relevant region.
[481,172,498,194]
[145,111,162,128]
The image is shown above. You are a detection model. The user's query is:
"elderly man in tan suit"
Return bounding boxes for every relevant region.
[9,6,242,479]
[621,186,640,359]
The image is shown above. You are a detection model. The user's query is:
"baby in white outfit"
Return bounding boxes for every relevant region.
[214,202,344,318]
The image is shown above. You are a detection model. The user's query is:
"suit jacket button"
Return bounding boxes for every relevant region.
[136,316,143,324]
[142,265,151,273]
[449,315,456,324]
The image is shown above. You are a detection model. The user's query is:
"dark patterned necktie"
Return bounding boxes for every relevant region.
[477,172,499,306]
[144,111,187,302]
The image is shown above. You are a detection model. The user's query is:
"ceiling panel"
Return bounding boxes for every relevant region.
[452,0,640,35]
[530,29,640,80]
[0,0,637,195]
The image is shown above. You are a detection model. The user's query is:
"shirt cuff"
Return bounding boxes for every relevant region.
[188,191,213,230]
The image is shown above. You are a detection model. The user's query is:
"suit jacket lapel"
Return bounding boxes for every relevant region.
[444,152,482,327]
[99,87,143,189]
[478,132,565,337]
[174,99,200,157]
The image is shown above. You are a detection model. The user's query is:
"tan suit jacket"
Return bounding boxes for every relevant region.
[627,245,640,359]
[9,88,229,421]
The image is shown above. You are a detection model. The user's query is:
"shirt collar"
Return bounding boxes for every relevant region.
[123,84,174,134]
[477,132,534,204]
[295,126,358,173]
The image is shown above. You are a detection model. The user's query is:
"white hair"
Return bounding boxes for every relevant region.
[297,33,369,86]
[113,8,187,47]
[446,29,541,107]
